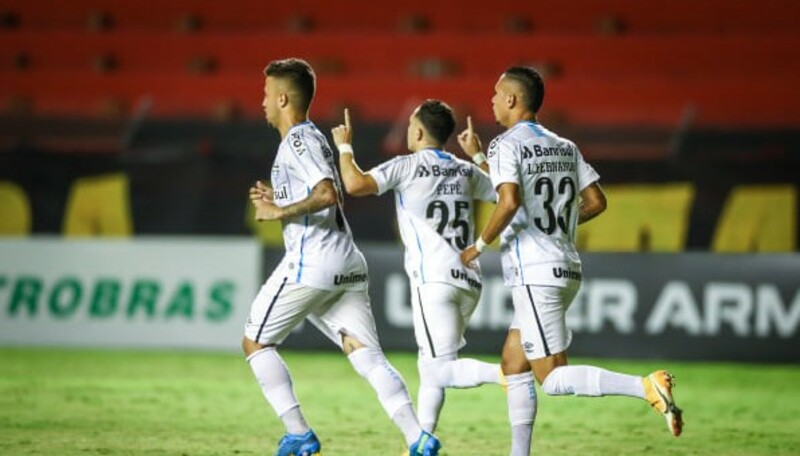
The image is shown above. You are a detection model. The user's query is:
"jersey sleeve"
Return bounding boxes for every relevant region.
[575,145,600,191]
[367,155,415,195]
[487,137,520,189]
[469,164,497,202]
[285,129,334,189]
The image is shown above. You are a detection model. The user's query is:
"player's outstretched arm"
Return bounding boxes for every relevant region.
[331,108,378,197]
[458,116,489,173]
[461,182,520,266]
[253,179,337,221]
[578,182,607,224]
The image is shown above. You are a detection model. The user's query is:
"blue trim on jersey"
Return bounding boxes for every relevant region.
[515,237,526,283]
[523,121,546,137]
[398,192,426,282]
[430,148,451,160]
[296,186,311,282]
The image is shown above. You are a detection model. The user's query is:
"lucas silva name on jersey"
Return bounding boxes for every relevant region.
[334,272,368,286]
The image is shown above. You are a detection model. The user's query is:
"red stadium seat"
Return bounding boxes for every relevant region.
[3,71,799,128]
[1,0,798,34]
[3,31,799,79]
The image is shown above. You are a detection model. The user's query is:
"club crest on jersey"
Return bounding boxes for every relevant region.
[289,131,306,156]
[487,138,499,157]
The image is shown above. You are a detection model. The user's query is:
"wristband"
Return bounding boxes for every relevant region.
[475,236,488,253]
[472,152,487,165]
[338,144,354,155]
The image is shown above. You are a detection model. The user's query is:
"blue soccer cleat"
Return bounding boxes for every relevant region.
[275,429,321,456]
[409,431,441,456]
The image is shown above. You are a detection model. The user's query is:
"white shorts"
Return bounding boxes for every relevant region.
[411,282,481,359]
[510,283,580,360]
[244,273,381,349]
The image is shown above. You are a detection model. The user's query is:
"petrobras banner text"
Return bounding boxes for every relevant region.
[0,238,260,351]
[277,246,800,362]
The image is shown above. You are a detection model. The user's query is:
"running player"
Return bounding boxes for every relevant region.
[458,66,683,455]
[331,100,502,434]
[243,58,441,456]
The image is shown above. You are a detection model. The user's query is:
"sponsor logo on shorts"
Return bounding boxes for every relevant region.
[523,342,535,353]
[333,272,368,286]
[450,268,482,289]
[553,267,582,281]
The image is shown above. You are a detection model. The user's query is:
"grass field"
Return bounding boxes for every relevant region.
[1,348,799,455]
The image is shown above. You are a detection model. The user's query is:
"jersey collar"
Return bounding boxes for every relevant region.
[424,148,452,160]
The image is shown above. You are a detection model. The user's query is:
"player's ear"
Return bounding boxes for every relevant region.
[278,92,289,109]
[415,126,425,142]
[507,93,517,110]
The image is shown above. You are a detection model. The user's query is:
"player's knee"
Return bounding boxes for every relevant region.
[347,346,382,378]
[418,355,457,387]
[241,337,261,356]
[341,333,367,355]
[501,355,530,376]
[540,368,561,395]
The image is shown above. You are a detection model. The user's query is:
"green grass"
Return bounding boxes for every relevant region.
[1,348,799,455]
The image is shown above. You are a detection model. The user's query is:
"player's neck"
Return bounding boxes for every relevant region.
[412,141,443,152]
[505,111,537,129]
[278,112,310,138]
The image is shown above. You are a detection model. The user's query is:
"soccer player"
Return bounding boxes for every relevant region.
[330,100,502,434]
[458,66,683,455]
[243,58,441,456]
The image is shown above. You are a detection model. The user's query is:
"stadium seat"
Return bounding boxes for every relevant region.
[3,72,800,128]
[2,0,797,34]
[3,31,800,80]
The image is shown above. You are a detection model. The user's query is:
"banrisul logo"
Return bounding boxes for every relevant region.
[1,275,234,321]
[416,165,431,177]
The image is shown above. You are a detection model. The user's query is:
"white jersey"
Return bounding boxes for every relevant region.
[270,121,368,291]
[487,121,600,287]
[368,148,495,291]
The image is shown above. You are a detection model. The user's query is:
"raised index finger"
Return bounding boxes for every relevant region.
[467,116,473,136]
[344,108,351,130]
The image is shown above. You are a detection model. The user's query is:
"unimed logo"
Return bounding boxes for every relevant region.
[0,275,234,321]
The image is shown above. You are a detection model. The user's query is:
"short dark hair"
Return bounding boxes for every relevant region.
[415,99,455,146]
[264,58,316,112]
[504,66,545,113]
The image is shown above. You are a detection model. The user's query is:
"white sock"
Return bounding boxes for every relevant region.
[348,347,421,445]
[541,365,645,398]
[506,372,536,456]
[417,355,501,432]
[246,347,310,435]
